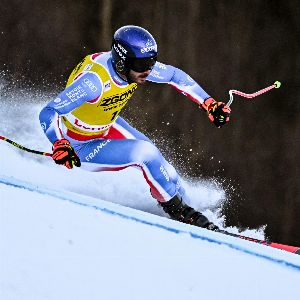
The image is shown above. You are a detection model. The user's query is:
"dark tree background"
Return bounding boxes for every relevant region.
[1,0,299,244]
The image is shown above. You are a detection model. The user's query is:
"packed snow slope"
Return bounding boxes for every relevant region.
[1,88,300,299]
[1,174,300,300]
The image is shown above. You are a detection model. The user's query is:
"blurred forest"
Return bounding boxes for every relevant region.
[0,0,299,244]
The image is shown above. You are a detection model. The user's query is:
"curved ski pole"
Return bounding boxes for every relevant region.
[218,229,300,255]
[227,81,281,107]
[0,135,51,157]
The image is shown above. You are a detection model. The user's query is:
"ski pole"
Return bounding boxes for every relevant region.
[0,135,51,157]
[219,229,300,255]
[227,81,281,107]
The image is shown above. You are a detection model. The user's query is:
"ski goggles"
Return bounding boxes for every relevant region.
[128,56,157,72]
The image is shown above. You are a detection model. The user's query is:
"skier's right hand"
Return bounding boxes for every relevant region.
[201,98,231,128]
[52,139,81,169]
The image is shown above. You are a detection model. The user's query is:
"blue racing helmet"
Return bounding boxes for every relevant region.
[111,25,158,75]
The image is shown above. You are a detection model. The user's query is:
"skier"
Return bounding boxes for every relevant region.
[39,25,231,231]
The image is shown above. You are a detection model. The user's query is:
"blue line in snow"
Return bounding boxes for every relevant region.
[1,175,300,272]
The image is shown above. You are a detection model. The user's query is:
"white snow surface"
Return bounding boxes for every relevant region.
[1,89,300,299]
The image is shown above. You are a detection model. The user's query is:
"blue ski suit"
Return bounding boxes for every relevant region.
[39,52,211,202]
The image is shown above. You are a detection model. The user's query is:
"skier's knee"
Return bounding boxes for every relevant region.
[132,141,161,164]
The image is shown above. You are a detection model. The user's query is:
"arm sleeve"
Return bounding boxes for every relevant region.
[39,72,102,144]
[146,62,211,105]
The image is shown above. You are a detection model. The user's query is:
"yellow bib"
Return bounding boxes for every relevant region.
[62,54,137,138]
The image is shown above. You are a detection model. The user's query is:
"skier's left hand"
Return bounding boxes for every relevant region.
[201,98,231,128]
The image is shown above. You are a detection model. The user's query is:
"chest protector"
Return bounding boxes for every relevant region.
[62,53,137,139]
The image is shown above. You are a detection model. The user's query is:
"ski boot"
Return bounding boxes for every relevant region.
[160,195,219,231]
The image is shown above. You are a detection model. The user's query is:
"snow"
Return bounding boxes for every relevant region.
[1,89,300,299]
[1,176,300,300]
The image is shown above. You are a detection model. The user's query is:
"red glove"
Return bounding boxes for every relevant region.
[201,98,231,128]
[52,139,81,169]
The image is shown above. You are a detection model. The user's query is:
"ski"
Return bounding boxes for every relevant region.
[218,229,300,255]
